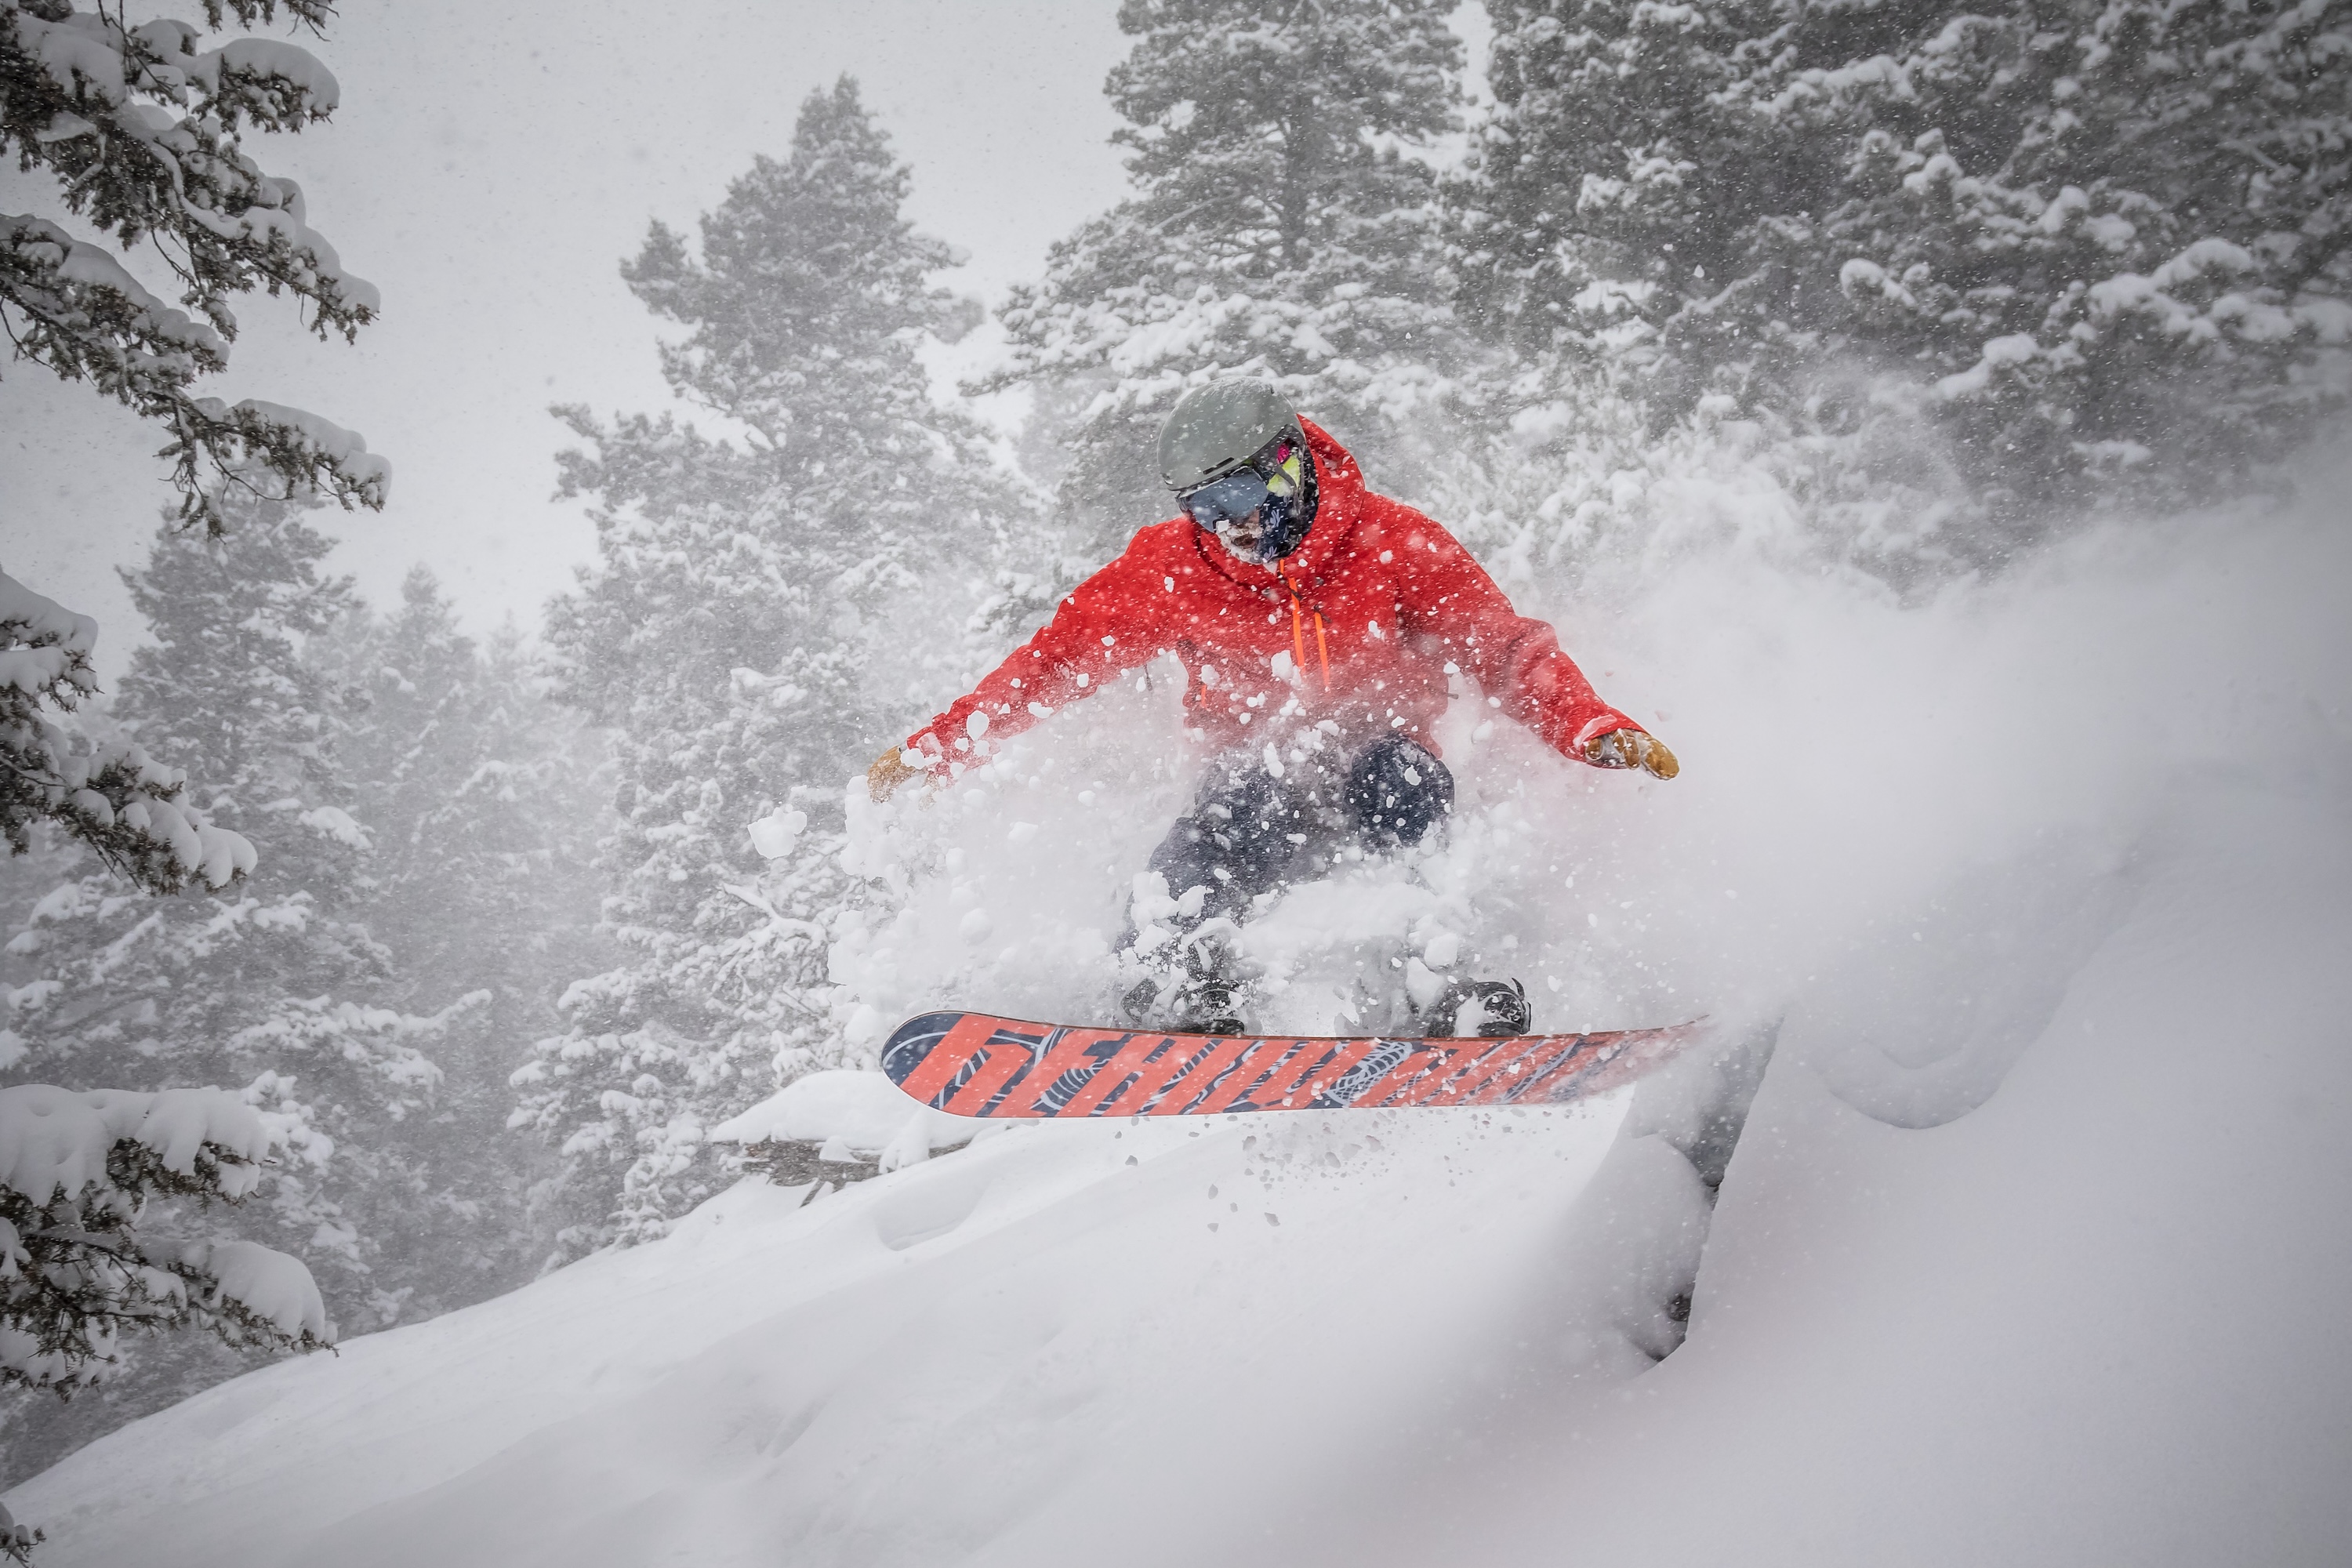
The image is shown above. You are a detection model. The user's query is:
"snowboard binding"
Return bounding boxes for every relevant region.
[1419,977,1530,1038]
[1120,925,1249,1036]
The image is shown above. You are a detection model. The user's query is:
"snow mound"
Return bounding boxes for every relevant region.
[706,1069,968,1154]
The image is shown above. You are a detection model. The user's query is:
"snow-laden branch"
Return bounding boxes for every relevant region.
[0,1082,333,1399]
[0,1,388,528]
[0,213,390,524]
[0,566,255,891]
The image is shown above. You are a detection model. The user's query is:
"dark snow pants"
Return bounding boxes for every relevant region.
[1147,734,1454,927]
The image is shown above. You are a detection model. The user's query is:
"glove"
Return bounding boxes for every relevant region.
[1584,727,1679,780]
[867,744,925,804]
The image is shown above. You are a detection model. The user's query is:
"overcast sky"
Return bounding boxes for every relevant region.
[3,0,1146,675]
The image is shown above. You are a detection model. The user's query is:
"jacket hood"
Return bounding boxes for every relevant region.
[1186,417,1363,594]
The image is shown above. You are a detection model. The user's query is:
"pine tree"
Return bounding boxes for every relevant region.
[1457,0,1788,374]
[1744,0,2352,517]
[4,0,393,906]
[1462,0,2352,543]
[326,572,608,1301]
[988,0,1467,560]
[513,78,1016,1253]
[0,499,461,1473]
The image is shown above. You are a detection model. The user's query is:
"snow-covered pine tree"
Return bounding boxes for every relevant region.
[1463,0,2351,546]
[0,499,462,1476]
[1456,0,1781,379]
[986,0,1467,562]
[1,0,389,528]
[513,78,1016,1254]
[325,571,609,1303]
[0,1081,332,1519]
[4,0,394,905]
[1741,0,2352,519]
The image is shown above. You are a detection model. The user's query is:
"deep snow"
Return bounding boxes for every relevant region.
[9,485,2350,1566]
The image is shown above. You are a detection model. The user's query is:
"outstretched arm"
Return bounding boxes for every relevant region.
[872,546,1169,800]
[1395,517,1677,777]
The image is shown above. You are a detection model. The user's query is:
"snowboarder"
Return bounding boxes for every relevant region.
[869,380,1676,1036]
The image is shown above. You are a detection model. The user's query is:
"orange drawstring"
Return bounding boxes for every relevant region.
[1276,564,1331,692]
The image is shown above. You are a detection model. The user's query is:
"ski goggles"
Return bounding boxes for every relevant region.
[1178,432,1307,530]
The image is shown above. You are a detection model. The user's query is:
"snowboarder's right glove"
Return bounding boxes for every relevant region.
[1584,727,1679,780]
[867,745,924,803]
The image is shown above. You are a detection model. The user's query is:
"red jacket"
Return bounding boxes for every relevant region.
[909,419,1636,767]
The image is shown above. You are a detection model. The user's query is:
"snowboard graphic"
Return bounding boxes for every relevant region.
[881,1011,1707,1120]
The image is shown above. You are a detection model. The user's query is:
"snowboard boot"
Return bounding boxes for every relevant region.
[1173,975,1247,1036]
[1119,975,1162,1026]
[1467,978,1531,1037]
[1421,978,1531,1038]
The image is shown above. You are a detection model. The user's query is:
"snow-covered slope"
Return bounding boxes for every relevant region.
[11,495,2350,1566]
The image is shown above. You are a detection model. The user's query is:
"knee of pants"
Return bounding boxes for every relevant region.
[1345,735,1454,846]
[1149,762,1307,916]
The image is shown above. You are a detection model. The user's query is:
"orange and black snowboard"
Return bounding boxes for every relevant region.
[881,1011,1708,1120]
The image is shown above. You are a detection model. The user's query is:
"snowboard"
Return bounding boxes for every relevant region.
[880,1010,1708,1121]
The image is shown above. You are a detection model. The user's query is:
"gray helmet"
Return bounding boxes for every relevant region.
[1157,379,1298,494]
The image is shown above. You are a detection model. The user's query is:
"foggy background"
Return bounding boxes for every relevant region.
[2,0,1148,673]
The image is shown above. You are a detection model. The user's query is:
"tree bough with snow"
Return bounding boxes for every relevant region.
[0,0,388,528]
[0,568,253,895]
[0,1083,331,1399]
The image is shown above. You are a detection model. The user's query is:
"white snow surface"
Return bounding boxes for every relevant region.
[11,494,2352,1564]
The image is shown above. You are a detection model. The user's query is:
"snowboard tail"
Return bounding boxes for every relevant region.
[880,1011,1707,1120]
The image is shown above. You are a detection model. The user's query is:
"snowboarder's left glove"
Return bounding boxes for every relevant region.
[1585,727,1679,779]
[867,745,924,803]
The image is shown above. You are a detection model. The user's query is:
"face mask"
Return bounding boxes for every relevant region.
[1180,434,1314,563]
